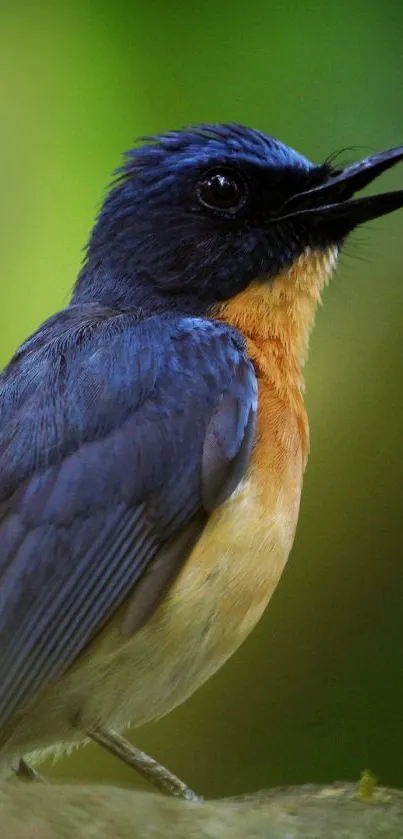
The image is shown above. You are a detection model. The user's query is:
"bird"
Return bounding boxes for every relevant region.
[0,123,402,797]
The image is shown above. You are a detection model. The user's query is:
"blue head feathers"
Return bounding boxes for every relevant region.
[73,123,331,312]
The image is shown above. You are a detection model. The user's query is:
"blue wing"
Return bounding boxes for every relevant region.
[0,305,257,732]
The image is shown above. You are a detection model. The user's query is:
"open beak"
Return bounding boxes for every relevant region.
[276,146,403,230]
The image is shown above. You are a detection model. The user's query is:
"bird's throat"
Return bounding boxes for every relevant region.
[211,247,338,397]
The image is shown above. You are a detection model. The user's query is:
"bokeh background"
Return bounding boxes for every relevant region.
[1,0,403,799]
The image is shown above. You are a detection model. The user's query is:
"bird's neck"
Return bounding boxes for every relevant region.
[73,267,175,314]
[212,248,337,404]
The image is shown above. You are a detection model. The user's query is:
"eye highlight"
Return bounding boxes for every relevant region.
[196,167,248,214]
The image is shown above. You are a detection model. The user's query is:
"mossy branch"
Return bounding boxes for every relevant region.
[2,780,403,838]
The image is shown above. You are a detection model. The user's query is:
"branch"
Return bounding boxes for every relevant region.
[2,780,403,838]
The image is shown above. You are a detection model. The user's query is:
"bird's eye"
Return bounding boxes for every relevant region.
[196,168,247,214]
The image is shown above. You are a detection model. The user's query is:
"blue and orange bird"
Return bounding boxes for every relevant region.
[0,124,403,796]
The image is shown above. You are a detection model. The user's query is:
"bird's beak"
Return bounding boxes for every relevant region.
[276,146,403,229]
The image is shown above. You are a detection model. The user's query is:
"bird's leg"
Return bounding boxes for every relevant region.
[85,725,201,802]
[14,758,47,783]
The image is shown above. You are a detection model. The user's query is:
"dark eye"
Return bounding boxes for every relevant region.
[196,167,247,214]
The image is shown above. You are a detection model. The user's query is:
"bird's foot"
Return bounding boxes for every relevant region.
[85,725,202,802]
[13,758,47,783]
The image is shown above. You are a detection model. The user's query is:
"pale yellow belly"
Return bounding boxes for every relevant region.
[2,457,302,762]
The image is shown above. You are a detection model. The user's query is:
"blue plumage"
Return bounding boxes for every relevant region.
[0,306,256,728]
[73,124,327,311]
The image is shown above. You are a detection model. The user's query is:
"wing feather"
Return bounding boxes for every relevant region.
[0,310,257,730]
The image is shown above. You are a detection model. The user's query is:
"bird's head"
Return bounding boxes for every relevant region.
[74,123,403,333]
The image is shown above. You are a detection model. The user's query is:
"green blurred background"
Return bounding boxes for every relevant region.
[1,0,403,799]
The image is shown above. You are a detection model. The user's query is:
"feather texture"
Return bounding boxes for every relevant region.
[0,307,257,732]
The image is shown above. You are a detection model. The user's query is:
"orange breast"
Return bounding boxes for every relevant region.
[148,363,308,669]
